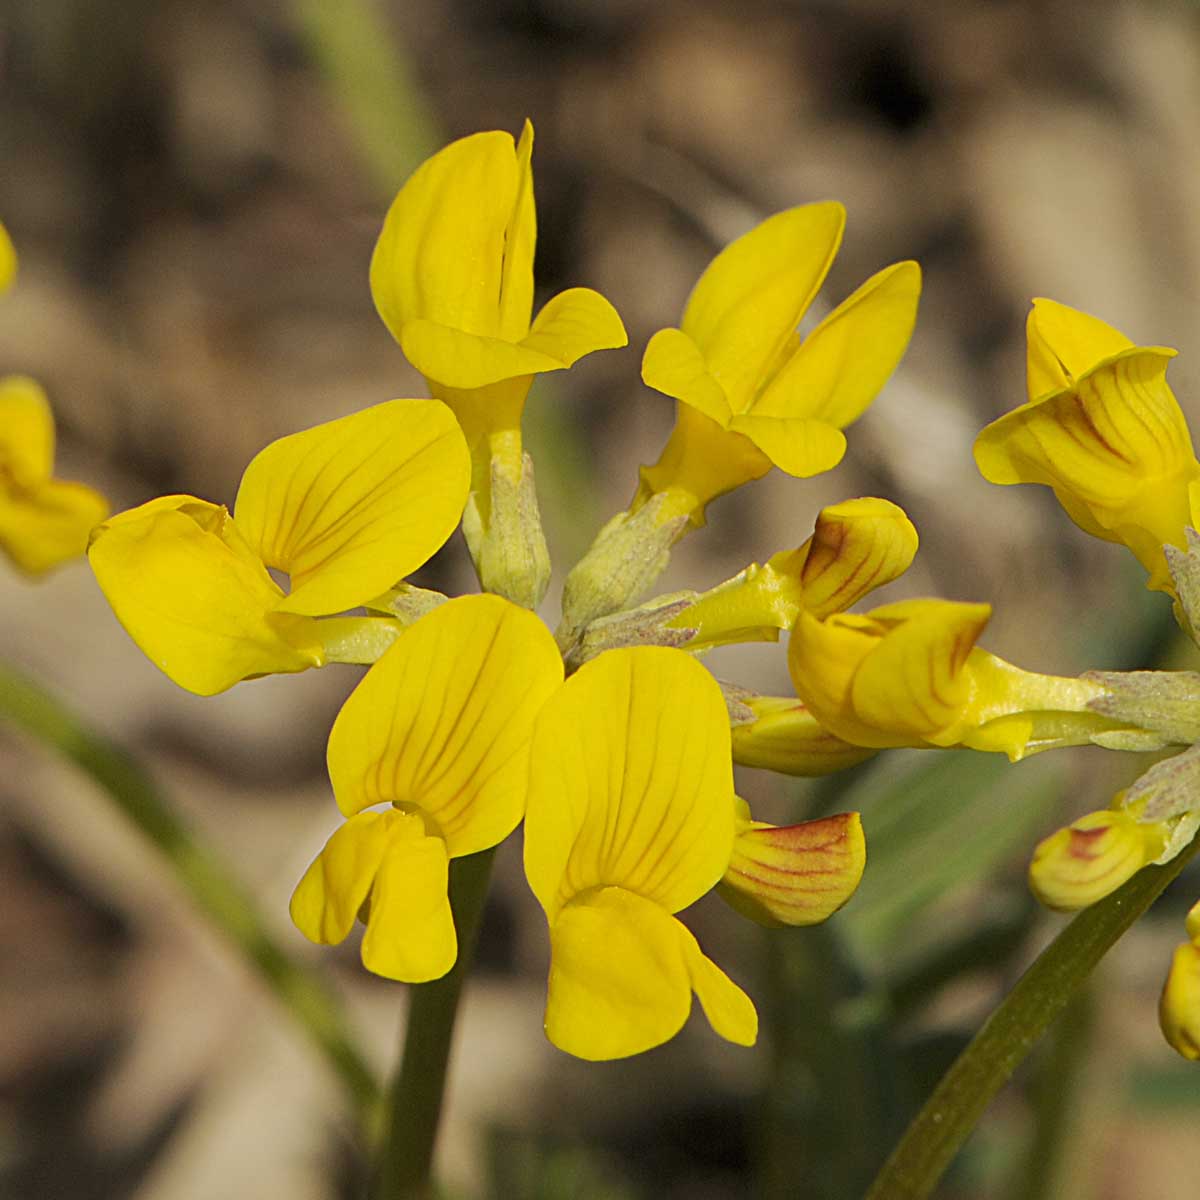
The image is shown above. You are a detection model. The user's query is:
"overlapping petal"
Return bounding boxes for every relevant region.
[730,696,876,776]
[1025,298,1133,400]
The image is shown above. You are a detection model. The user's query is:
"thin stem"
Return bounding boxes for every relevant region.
[0,662,380,1124]
[864,834,1200,1200]
[371,847,496,1199]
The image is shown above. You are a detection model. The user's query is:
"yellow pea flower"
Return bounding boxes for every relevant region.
[1160,939,1200,1061]
[974,300,1197,593]
[0,219,15,294]
[89,399,469,695]
[0,376,108,576]
[788,597,1158,758]
[638,205,921,524]
[524,646,757,1060]
[291,594,562,982]
[730,695,876,777]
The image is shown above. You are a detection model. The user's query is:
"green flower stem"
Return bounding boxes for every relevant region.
[0,662,380,1124]
[864,834,1200,1200]
[371,847,496,1200]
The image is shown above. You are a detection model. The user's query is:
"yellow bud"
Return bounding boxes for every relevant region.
[1159,941,1200,1061]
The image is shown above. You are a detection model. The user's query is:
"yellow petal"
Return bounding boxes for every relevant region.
[753,260,921,429]
[1160,941,1200,1061]
[524,646,735,920]
[728,413,848,478]
[641,327,733,427]
[289,810,393,945]
[1026,298,1134,399]
[361,833,457,983]
[682,928,757,1047]
[402,319,563,390]
[327,594,563,855]
[370,129,521,342]
[520,286,628,367]
[544,886,696,1060]
[88,497,324,695]
[0,477,109,576]
[498,120,536,343]
[0,376,55,486]
[730,696,877,776]
[720,811,865,926]
[681,203,846,411]
[234,399,469,617]
[0,219,15,293]
[1029,808,1166,911]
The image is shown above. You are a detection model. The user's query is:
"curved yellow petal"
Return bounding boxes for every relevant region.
[370,129,522,342]
[682,928,757,1047]
[361,833,457,982]
[89,497,324,695]
[524,646,735,920]
[730,696,876,776]
[681,203,846,411]
[0,477,109,576]
[402,319,562,390]
[1026,299,1134,399]
[498,120,536,343]
[521,286,628,367]
[544,886,695,1060]
[234,399,469,617]
[0,376,55,486]
[753,260,920,429]
[0,219,15,293]
[327,594,563,854]
[720,811,866,926]
[728,413,847,478]
[641,327,733,427]
[1160,941,1200,1060]
[289,810,393,945]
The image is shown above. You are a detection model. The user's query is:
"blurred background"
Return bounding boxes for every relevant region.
[2,1,1199,1197]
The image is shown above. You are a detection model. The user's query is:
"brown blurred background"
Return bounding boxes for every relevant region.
[2,1,1199,1197]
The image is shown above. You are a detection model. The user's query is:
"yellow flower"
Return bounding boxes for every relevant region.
[637,204,921,523]
[730,695,876,777]
[1160,901,1200,1061]
[370,121,627,444]
[89,399,469,695]
[291,594,562,982]
[0,219,15,294]
[524,646,757,1059]
[0,376,108,576]
[974,300,1197,593]
[788,597,1148,758]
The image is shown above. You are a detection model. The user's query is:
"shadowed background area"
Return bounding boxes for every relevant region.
[1,2,1199,1197]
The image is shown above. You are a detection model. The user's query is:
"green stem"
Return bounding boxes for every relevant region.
[0,663,379,1124]
[371,847,496,1199]
[864,834,1200,1200]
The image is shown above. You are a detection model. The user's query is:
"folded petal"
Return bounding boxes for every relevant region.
[402,319,564,389]
[370,129,520,342]
[89,497,324,695]
[498,120,536,343]
[0,219,14,293]
[524,646,735,920]
[0,376,55,486]
[728,413,847,478]
[641,327,733,427]
[0,477,109,576]
[289,810,393,945]
[681,204,845,411]
[720,812,865,926]
[1026,298,1134,399]
[1160,941,1200,1061]
[234,399,469,617]
[521,286,628,366]
[327,594,563,855]
[730,696,877,776]
[544,887,694,1060]
[361,833,457,982]
[682,929,757,1047]
[753,260,920,429]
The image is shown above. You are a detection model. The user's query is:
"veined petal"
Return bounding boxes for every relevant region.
[753,260,920,429]
[361,833,456,982]
[289,809,393,945]
[641,327,733,427]
[370,129,520,342]
[234,399,469,617]
[0,219,15,293]
[0,477,109,576]
[89,497,324,695]
[1026,299,1134,400]
[681,204,846,411]
[327,594,563,854]
[402,319,563,390]
[730,696,876,776]
[498,120,536,343]
[681,926,758,1046]
[728,413,847,478]
[544,886,694,1060]
[524,646,735,920]
[0,376,55,486]
[719,811,866,926]
[520,286,628,368]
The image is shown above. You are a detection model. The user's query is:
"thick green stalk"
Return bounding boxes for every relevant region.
[371,848,496,1199]
[864,835,1200,1200]
[0,663,379,1123]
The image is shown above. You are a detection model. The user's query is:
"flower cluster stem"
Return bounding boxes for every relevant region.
[371,847,496,1199]
[864,833,1200,1200]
